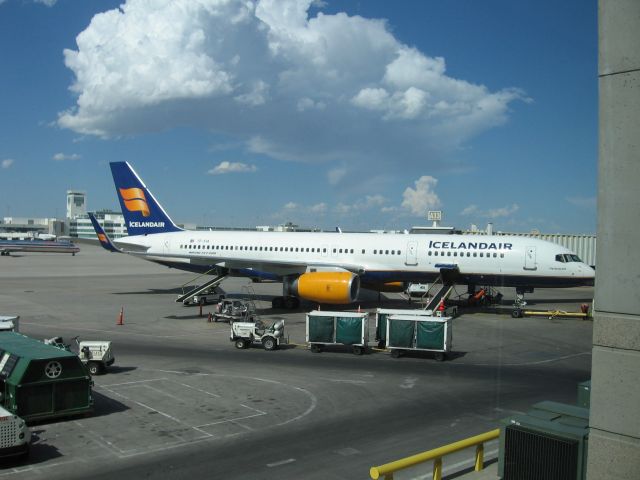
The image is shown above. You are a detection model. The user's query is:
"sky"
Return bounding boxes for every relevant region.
[0,0,598,234]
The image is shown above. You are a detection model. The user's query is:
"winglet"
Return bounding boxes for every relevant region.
[88,212,122,253]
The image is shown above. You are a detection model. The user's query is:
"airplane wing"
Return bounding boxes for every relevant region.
[88,213,123,253]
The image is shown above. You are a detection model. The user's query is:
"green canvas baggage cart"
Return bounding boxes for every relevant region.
[386,314,452,361]
[375,308,434,348]
[306,311,369,355]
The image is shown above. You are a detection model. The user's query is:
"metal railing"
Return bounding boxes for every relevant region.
[369,428,500,480]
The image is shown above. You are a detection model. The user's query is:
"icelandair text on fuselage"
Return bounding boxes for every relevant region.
[129,221,165,228]
[428,240,513,250]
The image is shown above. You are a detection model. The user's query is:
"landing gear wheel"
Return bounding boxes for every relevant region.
[390,349,402,358]
[262,337,277,351]
[272,297,284,309]
[434,352,446,362]
[87,361,100,375]
[352,345,364,356]
[310,344,323,353]
[284,297,296,309]
[512,309,523,318]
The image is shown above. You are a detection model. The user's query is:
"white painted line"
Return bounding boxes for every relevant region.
[266,458,296,468]
[99,378,168,388]
[451,351,591,367]
[196,411,267,428]
[100,386,213,438]
[141,383,183,401]
[176,381,221,398]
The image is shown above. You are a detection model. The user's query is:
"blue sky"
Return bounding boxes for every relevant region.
[0,0,597,233]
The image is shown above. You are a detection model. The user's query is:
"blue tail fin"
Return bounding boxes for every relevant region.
[88,212,121,252]
[110,162,182,236]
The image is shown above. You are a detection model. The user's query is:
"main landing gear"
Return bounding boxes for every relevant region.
[511,287,532,318]
[271,296,300,310]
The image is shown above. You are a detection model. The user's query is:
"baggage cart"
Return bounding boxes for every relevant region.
[386,314,452,361]
[306,310,369,355]
[375,308,434,348]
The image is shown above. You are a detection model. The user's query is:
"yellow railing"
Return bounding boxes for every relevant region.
[369,428,500,480]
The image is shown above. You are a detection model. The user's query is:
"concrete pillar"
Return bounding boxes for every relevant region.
[588,1,640,478]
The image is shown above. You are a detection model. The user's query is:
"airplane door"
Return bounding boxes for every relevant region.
[405,241,418,266]
[163,239,171,255]
[524,246,537,270]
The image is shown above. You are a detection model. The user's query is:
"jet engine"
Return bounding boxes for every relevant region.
[287,272,360,304]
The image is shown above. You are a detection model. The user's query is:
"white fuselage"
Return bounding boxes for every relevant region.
[114,231,594,289]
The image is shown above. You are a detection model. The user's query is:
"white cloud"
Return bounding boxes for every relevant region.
[34,0,57,6]
[401,176,441,216]
[487,204,519,218]
[567,196,596,208]
[207,161,257,175]
[327,165,347,185]
[1,159,14,169]
[53,152,81,161]
[58,0,524,174]
[461,203,519,219]
[460,204,478,216]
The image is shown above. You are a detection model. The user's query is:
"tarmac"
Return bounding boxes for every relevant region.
[0,244,595,479]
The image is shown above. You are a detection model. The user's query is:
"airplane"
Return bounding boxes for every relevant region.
[0,238,80,256]
[91,161,595,311]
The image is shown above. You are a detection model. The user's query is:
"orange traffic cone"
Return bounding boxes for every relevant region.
[117,306,124,326]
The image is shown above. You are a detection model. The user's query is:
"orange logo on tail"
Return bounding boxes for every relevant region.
[119,188,150,217]
[97,233,108,243]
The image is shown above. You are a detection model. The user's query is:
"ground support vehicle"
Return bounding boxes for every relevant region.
[44,337,115,375]
[386,314,452,361]
[0,406,30,459]
[181,287,225,306]
[375,308,437,348]
[213,299,254,323]
[0,333,93,422]
[306,311,369,355]
[0,316,19,333]
[231,319,286,350]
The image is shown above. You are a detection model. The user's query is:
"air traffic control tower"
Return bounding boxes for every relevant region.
[587,1,640,477]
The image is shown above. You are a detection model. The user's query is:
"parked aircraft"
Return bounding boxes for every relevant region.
[91,162,594,309]
[0,239,79,256]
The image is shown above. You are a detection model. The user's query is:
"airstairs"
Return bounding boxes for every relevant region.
[175,269,228,304]
[420,268,458,310]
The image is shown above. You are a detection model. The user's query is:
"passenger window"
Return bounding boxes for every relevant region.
[480,253,484,257]
[500,253,504,258]
[397,250,401,255]
[434,251,438,256]
[361,249,365,254]
[385,250,389,255]
[447,252,451,256]
[473,252,477,257]
[373,250,377,254]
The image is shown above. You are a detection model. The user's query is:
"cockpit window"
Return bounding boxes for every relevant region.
[556,253,583,263]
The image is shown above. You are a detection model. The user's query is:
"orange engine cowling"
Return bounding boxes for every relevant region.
[290,272,360,304]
